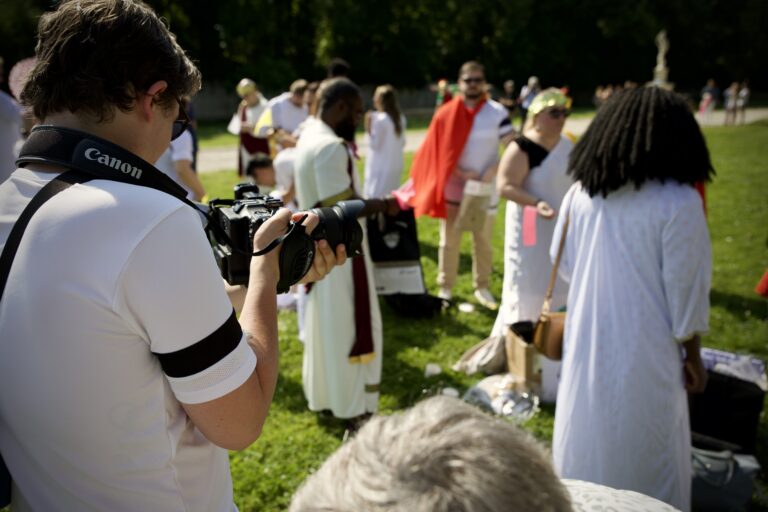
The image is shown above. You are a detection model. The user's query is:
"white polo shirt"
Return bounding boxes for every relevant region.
[0,167,256,511]
[445,98,513,204]
[155,129,195,198]
[0,90,22,183]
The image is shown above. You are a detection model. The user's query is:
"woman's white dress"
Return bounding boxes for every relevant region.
[551,182,711,512]
[363,112,406,198]
[491,135,573,401]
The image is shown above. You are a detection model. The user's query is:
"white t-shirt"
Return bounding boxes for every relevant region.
[268,92,308,134]
[272,147,298,211]
[155,130,195,198]
[273,146,296,193]
[0,90,22,184]
[445,99,513,204]
[0,167,256,511]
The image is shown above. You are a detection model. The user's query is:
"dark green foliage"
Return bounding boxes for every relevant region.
[1,0,767,95]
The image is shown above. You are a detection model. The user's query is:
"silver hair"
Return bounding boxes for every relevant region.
[290,396,573,512]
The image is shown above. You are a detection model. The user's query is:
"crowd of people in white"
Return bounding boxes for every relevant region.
[0,1,730,510]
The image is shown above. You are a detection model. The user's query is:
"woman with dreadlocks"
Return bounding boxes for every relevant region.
[551,86,713,511]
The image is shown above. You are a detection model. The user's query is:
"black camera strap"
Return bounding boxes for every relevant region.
[15,125,302,279]
[17,125,195,207]
[16,126,250,256]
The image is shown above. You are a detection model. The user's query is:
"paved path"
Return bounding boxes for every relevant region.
[198,108,768,174]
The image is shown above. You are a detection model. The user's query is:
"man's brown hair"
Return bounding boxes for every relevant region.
[289,79,308,96]
[21,0,201,121]
[458,61,485,79]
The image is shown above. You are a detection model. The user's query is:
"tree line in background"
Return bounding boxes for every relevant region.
[2,0,766,98]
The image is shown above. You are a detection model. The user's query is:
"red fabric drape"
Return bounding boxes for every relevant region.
[238,106,270,176]
[406,96,486,219]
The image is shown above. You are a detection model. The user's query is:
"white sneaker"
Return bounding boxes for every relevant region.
[438,287,453,301]
[474,288,498,310]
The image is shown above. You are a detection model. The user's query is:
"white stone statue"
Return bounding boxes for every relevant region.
[655,30,669,71]
[652,30,671,88]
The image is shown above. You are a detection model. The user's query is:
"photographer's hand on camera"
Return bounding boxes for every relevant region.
[202,208,346,451]
[249,208,347,286]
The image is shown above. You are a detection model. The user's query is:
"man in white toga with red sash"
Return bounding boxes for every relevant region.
[293,78,398,427]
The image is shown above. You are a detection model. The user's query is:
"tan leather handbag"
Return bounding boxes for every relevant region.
[533,213,569,360]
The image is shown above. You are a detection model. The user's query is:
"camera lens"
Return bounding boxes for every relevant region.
[309,199,365,256]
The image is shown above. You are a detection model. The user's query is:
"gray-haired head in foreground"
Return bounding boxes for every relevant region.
[290,395,573,512]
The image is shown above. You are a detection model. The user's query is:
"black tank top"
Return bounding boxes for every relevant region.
[515,135,550,170]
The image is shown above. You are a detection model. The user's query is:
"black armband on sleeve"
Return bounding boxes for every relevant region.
[155,309,243,378]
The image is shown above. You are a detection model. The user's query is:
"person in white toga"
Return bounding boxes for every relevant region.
[551,86,712,512]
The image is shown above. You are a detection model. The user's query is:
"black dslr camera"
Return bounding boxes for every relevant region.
[205,183,364,291]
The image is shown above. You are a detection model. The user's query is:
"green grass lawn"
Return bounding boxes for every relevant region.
[197,121,239,148]
[200,121,768,511]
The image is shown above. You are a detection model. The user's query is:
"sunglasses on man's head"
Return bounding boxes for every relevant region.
[546,108,570,119]
[461,76,485,84]
[171,97,190,140]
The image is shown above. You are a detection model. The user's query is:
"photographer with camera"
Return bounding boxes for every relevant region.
[294,78,399,428]
[0,1,344,510]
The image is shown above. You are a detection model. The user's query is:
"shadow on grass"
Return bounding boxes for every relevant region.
[380,358,469,411]
[274,372,310,414]
[711,289,768,321]
[274,372,355,437]
[379,301,497,353]
[419,240,438,263]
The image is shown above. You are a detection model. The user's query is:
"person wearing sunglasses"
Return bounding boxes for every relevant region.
[0,1,345,510]
[491,88,574,402]
[407,61,515,309]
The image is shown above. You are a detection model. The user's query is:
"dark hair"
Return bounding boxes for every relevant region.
[327,58,350,79]
[316,78,360,116]
[375,84,403,136]
[21,0,201,121]
[247,153,273,174]
[568,86,714,197]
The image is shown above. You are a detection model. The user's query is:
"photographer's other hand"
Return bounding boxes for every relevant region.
[298,212,347,284]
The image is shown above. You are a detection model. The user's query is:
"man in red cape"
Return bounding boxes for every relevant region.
[401,61,514,307]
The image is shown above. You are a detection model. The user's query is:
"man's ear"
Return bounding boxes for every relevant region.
[139,80,169,122]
